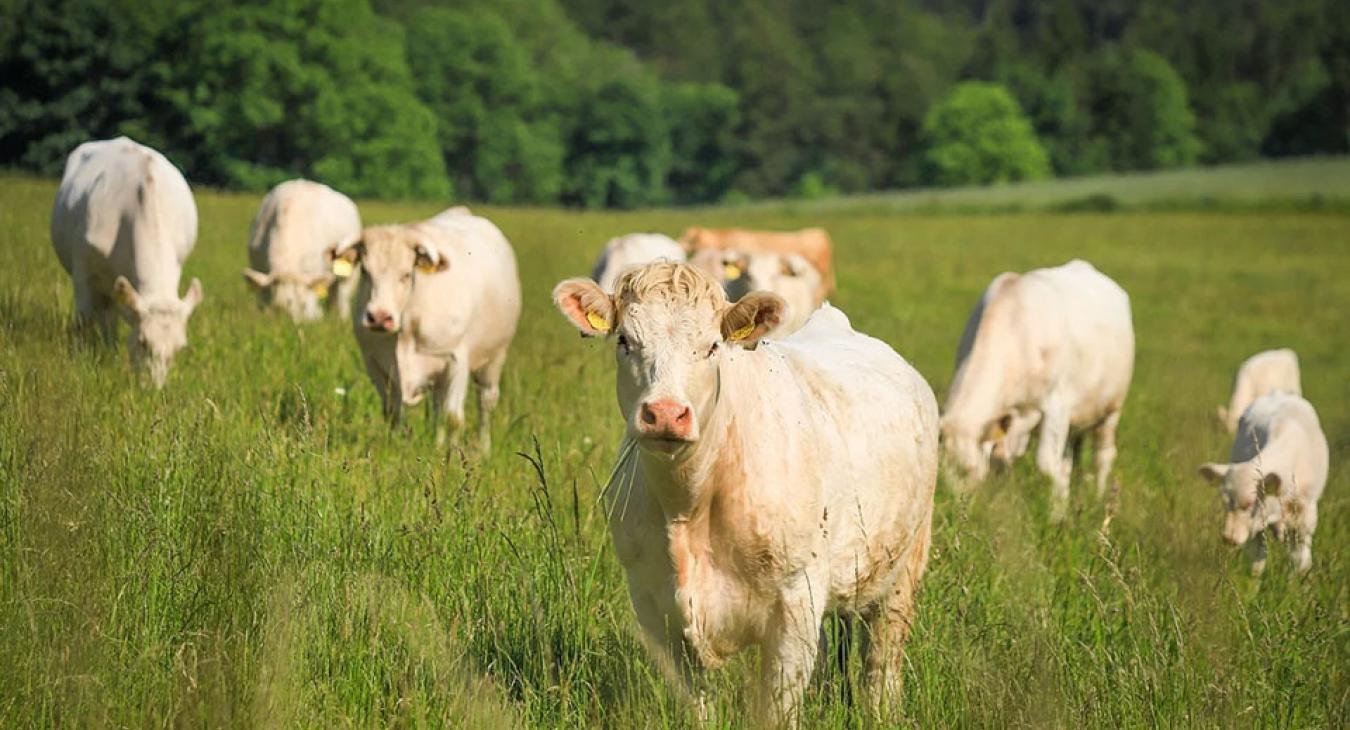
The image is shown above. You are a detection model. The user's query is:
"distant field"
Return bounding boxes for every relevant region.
[1,175,1347,727]
[748,156,1350,215]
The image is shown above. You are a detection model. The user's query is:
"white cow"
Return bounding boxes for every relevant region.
[590,233,685,293]
[1198,392,1328,575]
[717,250,825,338]
[941,259,1134,520]
[331,208,521,450]
[1216,349,1301,433]
[50,137,202,388]
[553,263,938,722]
[243,179,362,322]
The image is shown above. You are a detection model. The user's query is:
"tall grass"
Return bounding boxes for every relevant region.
[1,176,1346,727]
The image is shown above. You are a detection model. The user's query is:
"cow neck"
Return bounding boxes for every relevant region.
[637,359,737,522]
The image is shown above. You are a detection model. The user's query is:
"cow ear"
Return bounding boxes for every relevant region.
[1261,471,1282,496]
[242,268,273,290]
[182,278,203,316]
[112,276,143,317]
[414,242,448,274]
[721,290,785,345]
[987,413,1013,440]
[1198,463,1229,485]
[553,278,615,337]
[328,234,362,278]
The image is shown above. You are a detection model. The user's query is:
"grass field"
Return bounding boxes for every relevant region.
[1,174,1347,727]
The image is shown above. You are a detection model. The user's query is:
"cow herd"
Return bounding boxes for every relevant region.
[48,137,1331,722]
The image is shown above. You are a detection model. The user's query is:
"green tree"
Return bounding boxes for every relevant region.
[662,82,740,204]
[921,81,1051,186]
[403,7,562,204]
[1079,48,1201,170]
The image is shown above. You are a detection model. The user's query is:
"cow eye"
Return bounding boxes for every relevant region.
[706,342,719,358]
[616,334,629,353]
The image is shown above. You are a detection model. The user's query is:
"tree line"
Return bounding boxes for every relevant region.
[2,0,1345,207]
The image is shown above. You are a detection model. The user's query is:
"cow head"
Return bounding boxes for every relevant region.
[242,268,335,322]
[553,262,784,456]
[939,413,1011,488]
[113,275,203,388]
[1198,461,1284,546]
[329,225,446,334]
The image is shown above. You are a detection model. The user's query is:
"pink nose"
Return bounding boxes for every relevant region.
[364,309,397,331]
[639,399,693,439]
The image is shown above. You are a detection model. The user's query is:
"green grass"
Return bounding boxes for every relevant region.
[1,175,1347,727]
[742,156,1350,215]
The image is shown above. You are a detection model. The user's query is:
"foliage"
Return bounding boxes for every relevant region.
[1077,48,1201,171]
[922,81,1051,186]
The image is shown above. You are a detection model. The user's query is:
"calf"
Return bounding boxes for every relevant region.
[332,209,521,450]
[1198,392,1328,575]
[941,260,1134,520]
[50,137,203,388]
[1216,348,1301,433]
[553,262,938,721]
[243,179,362,322]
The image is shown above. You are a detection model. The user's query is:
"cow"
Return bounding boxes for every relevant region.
[1216,349,1301,433]
[243,179,362,322]
[330,208,521,450]
[552,262,938,722]
[590,233,686,293]
[940,260,1134,521]
[1198,392,1328,575]
[691,248,826,339]
[679,226,836,300]
[50,137,203,388]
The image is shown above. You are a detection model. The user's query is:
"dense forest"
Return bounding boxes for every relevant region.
[2,0,1346,207]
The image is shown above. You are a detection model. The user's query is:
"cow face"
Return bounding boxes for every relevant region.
[554,263,784,456]
[113,276,202,388]
[939,413,1012,487]
[242,268,334,322]
[1198,461,1284,546]
[330,225,446,334]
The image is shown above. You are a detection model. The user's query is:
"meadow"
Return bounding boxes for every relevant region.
[1,173,1347,727]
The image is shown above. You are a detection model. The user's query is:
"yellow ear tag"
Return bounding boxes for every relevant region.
[723,263,742,280]
[415,260,440,274]
[586,311,611,332]
[311,281,330,299]
[331,258,354,278]
[729,323,755,341]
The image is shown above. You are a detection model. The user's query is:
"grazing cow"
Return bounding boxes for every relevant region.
[692,248,826,339]
[50,137,203,388]
[552,263,938,721]
[243,180,362,322]
[331,208,521,450]
[591,233,686,293]
[1198,392,1328,575]
[1216,349,1301,433]
[680,226,836,300]
[940,260,1134,520]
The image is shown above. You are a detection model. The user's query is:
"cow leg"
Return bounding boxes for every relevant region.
[861,511,931,718]
[471,350,508,453]
[759,573,827,724]
[1092,409,1121,499]
[436,352,471,447]
[1289,501,1316,574]
[1246,531,1268,576]
[364,352,400,426]
[1035,402,1073,521]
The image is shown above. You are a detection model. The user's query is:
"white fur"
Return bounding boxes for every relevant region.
[591,233,686,293]
[1217,349,1301,433]
[941,259,1134,520]
[50,137,201,387]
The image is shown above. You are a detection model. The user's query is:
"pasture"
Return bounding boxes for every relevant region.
[1,175,1347,727]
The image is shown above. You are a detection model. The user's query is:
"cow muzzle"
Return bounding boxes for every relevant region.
[363,308,398,332]
[636,398,695,444]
